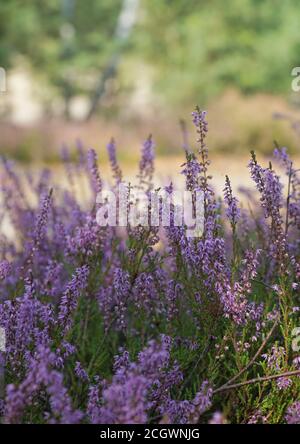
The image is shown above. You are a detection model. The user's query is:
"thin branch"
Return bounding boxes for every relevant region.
[217,317,279,390]
[213,369,300,394]
[251,278,275,291]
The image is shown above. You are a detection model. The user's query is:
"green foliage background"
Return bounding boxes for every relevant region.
[1,0,299,107]
[138,0,300,104]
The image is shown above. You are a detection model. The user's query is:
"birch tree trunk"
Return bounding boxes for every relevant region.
[86,0,139,121]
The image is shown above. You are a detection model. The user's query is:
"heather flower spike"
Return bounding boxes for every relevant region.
[0,110,299,424]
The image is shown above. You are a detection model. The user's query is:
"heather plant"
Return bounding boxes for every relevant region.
[0,109,299,424]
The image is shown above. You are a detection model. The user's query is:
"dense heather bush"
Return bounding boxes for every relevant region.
[0,109,299,424]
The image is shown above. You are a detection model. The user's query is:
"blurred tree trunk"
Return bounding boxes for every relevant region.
[61,0,76,120]
[86,0,139,121]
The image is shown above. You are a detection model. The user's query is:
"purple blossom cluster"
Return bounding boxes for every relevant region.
[0,109,299,424]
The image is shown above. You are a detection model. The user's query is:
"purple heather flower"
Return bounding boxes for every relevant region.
[138,135,155,189]
[100,374,149,424]
[191,108,209,178]
[58,265,89,334]
[215,249,262,325]
[223,175,241,226]
[209,411,226,424]
[262,345,285,372]
[55,341,77,368]
[34,189,53,246]
[5,345,83,424]
[107,138,122,185]
[161,380,212,424]
[98,267,131,331]
[87,148,102,195]
[66,215,103,258]
[165,280,182,321]
[248,410,267,424]
[181,153,202,191]
[75,361,89,382]
[1,111,300,425]
[274,146,300,230]
[249,152,287,272]
[286,401,300,424]
[0,274,55,375]
[293,356,300,368]
[0,260,11,281]
[276,377,292,390]
[87,383,102,424]
[90,336,185,424]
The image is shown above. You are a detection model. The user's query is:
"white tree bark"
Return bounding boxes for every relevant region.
[86,0,140,120]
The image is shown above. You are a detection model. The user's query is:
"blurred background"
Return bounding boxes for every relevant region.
[0,0,300,177]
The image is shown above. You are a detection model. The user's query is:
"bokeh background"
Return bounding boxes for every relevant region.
[0,0,300,183]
